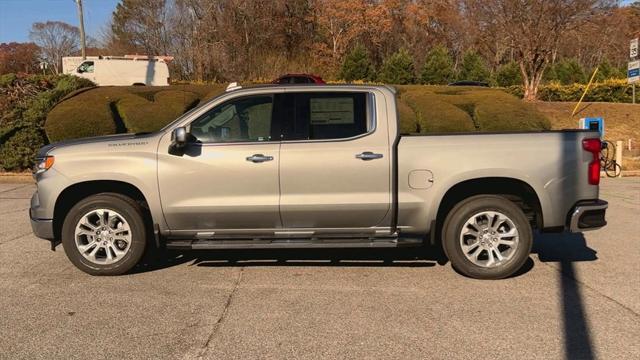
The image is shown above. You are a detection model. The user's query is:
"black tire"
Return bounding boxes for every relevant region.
[442,195,532,280]
[61,193,147,276]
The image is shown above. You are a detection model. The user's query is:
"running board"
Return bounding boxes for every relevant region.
[166,237,422,250]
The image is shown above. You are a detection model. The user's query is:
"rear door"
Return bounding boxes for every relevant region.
[278,91,391,230]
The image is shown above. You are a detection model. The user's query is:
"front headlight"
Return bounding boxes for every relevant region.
[34,156,55,175]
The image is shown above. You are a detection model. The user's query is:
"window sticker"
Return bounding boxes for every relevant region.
[310,98,354,125]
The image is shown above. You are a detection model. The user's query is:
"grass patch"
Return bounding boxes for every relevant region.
[533,101,640,169]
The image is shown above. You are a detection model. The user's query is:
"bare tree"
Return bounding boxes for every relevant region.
[99,0,631,85]
[465,0,613,101]
[110,0,171,56]
[29,21,80,74]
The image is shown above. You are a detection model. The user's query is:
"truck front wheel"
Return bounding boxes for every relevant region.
[442,195,532,279]
[61,193,147,276]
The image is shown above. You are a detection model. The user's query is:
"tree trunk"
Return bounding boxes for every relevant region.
[523,80,538,102]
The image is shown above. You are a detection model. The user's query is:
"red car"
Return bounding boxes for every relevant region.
[272,73,325,84]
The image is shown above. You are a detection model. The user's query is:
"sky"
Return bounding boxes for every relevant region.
[0,0,120,43]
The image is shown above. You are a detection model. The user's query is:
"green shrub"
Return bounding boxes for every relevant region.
[0,126,45,171]
[0,73,17,87]
[379,48,415,84]
[0,73,94,171]
[545,59,586,85]
[420,45,455,85]
[458,52,491,83]
[505,79,633,103]
[593,60,626,82]
[495,62,522,87]
[340,45,375,82]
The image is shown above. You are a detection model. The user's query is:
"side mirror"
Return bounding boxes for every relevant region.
[169,127,188,154]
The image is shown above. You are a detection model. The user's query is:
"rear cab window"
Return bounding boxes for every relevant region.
[279,92,371,141]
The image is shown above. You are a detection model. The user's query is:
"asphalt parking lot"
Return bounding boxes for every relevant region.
[0,178,638,359]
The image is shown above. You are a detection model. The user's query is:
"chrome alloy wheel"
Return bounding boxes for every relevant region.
[459,211,519,268]
[74,209,132,265]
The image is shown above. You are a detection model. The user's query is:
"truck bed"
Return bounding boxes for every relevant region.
[395,129,600,234]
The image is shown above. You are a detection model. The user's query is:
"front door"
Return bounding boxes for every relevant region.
[278,91,391,230]
[158,94,281,231]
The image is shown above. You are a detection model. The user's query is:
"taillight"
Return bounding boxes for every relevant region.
[582,138,601,185]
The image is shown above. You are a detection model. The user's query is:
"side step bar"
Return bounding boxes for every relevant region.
[166,237,423,250]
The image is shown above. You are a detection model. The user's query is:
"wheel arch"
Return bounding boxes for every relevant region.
[432,177,544,245]
[53,180,152,241]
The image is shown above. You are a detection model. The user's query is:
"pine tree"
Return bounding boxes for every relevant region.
[495,61,522,87]
[545,58,586,84]
[379,48,415,84]
[593,59,625,82]
[458,51,490,82]
[339,45,375,82]
[419,45,455,85]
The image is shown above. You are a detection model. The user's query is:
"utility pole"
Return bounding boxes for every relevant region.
[75,0,86,59]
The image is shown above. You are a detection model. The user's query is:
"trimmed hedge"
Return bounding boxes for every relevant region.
[116,90,201,133]
[46,84,226,141]
[46,83,550,140]
[48,84,547,142]
[506,79,634,103]
[45,88,118,142]
[397,85,550,133]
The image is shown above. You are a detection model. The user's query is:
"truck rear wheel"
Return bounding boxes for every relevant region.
[61,193,147,276]
[442,195,532,279]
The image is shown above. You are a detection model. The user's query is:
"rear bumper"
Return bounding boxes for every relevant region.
[568,200,608,232]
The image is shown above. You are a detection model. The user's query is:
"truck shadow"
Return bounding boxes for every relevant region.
[134,245,447,271]
[134,231,595,275]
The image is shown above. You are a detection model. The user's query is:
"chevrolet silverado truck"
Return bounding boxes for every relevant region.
[30,84,608,279]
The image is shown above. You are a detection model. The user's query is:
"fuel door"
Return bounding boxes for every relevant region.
[408,170,434,189]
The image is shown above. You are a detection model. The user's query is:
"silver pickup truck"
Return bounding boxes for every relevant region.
[30,84,608,279]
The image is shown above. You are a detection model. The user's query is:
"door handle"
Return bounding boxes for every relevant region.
[246,154,274,163]
[355,151,383,161]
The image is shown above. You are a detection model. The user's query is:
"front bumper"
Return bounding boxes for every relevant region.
[30,192,54,240]
[568,199,608,232]
[30,214,54,240]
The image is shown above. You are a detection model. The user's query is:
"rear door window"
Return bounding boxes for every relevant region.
[281,92,369,140]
